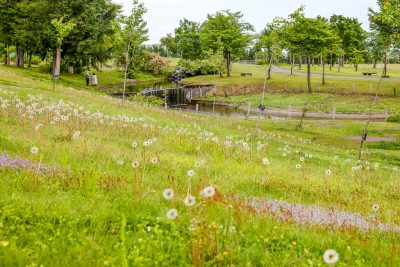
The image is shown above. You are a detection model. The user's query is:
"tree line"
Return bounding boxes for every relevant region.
[161,1,400,92]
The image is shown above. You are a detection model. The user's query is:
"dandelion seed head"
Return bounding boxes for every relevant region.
[325,170,332,176]
[187,170,195,177]
[201,186,215,198]
[323,249,339,264]
[30,147,38,155]
[184,195,196,207]
[132,160,140,169]
[166,209,178,220]
[163,188,174,200]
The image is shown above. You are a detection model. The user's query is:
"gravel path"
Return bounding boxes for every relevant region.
[237,196,400,233]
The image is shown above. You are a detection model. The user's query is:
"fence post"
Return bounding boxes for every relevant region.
[385,107,388,121]
[352,82,355,94]
[246,102,251,118]
[196,103,199,113]
[332,107,336,120]
[288,105,292,120]
[394,88,397,97]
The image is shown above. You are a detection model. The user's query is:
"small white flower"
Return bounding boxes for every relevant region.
[72,131,80,140]
[132,160,140,169]
[372,204,380,212]
[196,146,200,151]
[34,124,43,131]
[143,141,149,147]
[187,170,195,177]
[163,188,174,200]
[325,170,332,176]
[195,162,201,168]
[323,249,339,264]
[394,167,398,172]
[131,141,137,148]
[296,164,301,169]
[201,186,215,198]
[282,153,287,157]
[262,158,269,165]
[300,157,305,162]
[166,208,178,220]
[184,195,196,206]
[30,147,38,155]
[150,157,158,164]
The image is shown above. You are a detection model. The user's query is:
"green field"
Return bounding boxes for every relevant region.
[184,64,400,114]
[0,65,400,266]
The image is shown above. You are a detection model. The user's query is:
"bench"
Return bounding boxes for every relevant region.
[241,73,253,77]
[363,72,377,76]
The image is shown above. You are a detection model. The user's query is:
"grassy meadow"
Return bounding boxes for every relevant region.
[184,64,400,114]
[0,64,400,266]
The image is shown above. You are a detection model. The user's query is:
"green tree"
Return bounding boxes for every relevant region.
[51,17,76,78]
[201,10,254,77]
[284,8,334,92]
[369,0,400,77]
[257,18,285,79]
[174,19,203,60]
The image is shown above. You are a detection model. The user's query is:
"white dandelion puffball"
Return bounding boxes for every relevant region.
[262,158,269,165]
[72,131,80,139]
[196,146,200,151]
[323,249,339,265]
[34,124,43,131]
[184,195,196,207]
[325,170,332,176]
[300,157,305,162]
[163,188,174,200]
[30,147,39,155]
[150,157,158,164]
[282,153,287,157]
[296,164,301,169]
[372,204,380,212]
[201,186,216,198]
[132,160,140,169]
[131,141,137,148]
[143,141,149,147]
[166,209,178,220]
[116,159,124,165]
[187,170,195,177]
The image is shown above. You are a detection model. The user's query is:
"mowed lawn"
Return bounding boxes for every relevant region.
[0,64,399,266]
[184,64,400,114]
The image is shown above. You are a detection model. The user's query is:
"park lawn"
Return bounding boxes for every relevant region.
[280,63,400,79]
[183,64,400,97]
[198,92,400,114]
[0,64,399,266]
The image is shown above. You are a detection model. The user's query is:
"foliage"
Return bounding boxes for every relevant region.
[201,10,255,77]
[177,58,221,77]
[138,51,171,75]
[387,114,400,122]
[129,94,165,106]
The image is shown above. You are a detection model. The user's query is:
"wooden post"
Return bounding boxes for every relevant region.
[246,102,251,118]
[370,82,373,94]
[196,103,199,113]
[352,82,355,94]
[333,107,336,120]
[394,88,397,97]
[385,107,388,121]
[288,105,292,120]
[200,87,203,98]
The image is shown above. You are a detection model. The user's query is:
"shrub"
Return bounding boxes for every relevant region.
[387,114,400,123]
[177,59,217,77]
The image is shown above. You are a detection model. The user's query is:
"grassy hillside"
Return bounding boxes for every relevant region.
[0,65,399,266]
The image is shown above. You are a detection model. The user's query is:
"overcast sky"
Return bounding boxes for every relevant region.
[113,0,379,44]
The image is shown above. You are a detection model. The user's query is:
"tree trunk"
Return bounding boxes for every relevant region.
[338,58,341,72]
[355,63,358,72]
[16,47,24,68]
[52,46,61,79]
[298,55,302,70]
[267,57,272,80]
[226,52,231,77]
[330,52,332,71]
[28,54,32,68]
[383,47,388,77]
[373,59,377,69]
[307,54,312,93]
[322,60,326,85]
[4,45,10,65]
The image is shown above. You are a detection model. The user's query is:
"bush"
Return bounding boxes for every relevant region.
[387,114,400,123]
[128,94,164,106]
[141,51,171,75]
[177,59,218,77]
